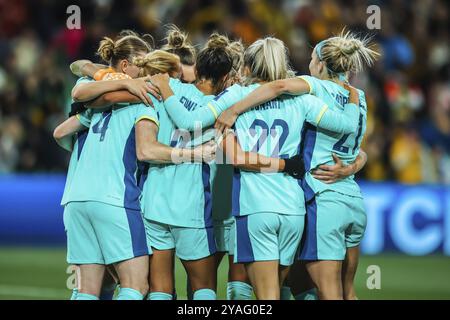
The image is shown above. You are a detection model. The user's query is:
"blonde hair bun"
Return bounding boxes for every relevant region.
[321,30,380,74]
[98,37,115,63]
[166,27,188,49]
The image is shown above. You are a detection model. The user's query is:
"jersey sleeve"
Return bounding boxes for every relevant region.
[134,102,160,127]
[301,95,359,134]
[298,75,320,95]
[168,77,182,91]
[163,83,244,131]
[76,109,93,128]
[164,95,216,131]
[72,78,94,125]
[75,76,94,86]
[160,77,216,130]
[208,84,244,115]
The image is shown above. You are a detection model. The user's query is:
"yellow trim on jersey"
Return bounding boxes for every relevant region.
[298,76,313,94]
[136,116,159,127]
[316,105,329,124]
[207,103,219,119]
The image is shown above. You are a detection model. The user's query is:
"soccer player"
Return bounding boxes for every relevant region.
[54,96,92,300]
[56,31,157,300]
[149,36,361,300]
[142,34,234,301]
[58,33,209,300]
[211,40,254,300]
[71,33,156,107]
[77,33,233,300]
[161,25,197,84]
[212,30,380,300]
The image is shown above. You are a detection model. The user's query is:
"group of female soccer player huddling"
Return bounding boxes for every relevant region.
[54,25,379,300]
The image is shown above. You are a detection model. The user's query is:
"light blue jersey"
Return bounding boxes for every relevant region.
[209,83,360,216]
[141,79,218,228]
[61,77,94,206]
[299,75,367,200]
[64,102,159,210]
[163,81,359,217]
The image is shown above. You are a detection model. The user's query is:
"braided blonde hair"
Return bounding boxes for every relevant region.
[133,50,181,77]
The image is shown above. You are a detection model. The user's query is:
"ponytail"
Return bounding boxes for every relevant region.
[243,37,294,85]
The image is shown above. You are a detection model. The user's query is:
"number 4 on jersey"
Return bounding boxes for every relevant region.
[92,111,112,142]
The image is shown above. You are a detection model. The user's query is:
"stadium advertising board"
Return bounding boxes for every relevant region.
[0,176,448,256]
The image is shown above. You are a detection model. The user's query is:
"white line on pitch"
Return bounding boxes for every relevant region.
[0,284,68,299]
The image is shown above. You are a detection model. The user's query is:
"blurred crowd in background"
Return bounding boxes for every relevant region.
[0,0,449,184]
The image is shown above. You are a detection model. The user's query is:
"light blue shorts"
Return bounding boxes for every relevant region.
[64,201,150,265]
[145,219,216,261]
[234,213,304,266]
[213,219,235,255]
[299,191,367,261]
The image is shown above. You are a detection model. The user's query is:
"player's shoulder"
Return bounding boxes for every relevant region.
[75,76,94,85]
[117,100,159,117]
[144,98,163,114]
[202,94,216,104]
[298,74,316,84]
[169,77,182,90]
[171,78,205,99]
[212,83,244,104]
[240,83,260,95]
[295,93,324,106]
[226,83,246,95]
[298,74,319,90]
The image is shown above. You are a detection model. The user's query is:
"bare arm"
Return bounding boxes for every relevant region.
[53,115,87,152]
[72,77,156,106]
[87,91,141,108]
[215,78,310,132]
[71,79,130,102]
[70,60,105,78]
[312,150,368,184]
[220,131,285,173]
[352,149,368,174]
[135,120,216,164]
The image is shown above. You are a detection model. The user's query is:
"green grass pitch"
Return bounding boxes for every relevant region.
[0,247,449,300]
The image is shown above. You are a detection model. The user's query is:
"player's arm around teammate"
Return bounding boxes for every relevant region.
[213,75,369,184]
[141,35,239,301]
[70,33,156,107]
[53,114,90,152]
[150,72,361,140]
[61,33,159,301]
[135,119,216,164]
[311,150,367,184]
[70,50,187,108]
